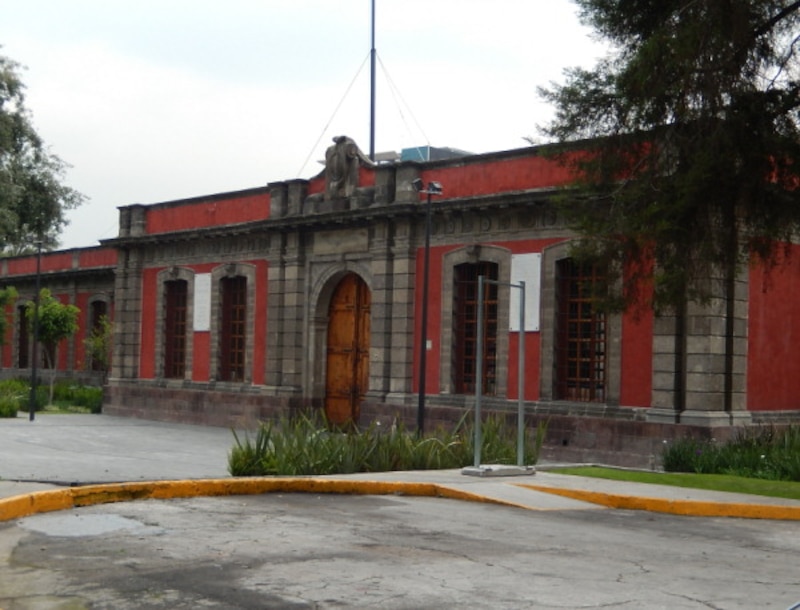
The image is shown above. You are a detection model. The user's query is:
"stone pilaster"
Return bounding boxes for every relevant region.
[648,269,750,426]
[110,247,143,381]
[267,231,305,396]
[385,219,416,400]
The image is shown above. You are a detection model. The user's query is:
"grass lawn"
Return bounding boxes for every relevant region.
[551,466,800,501]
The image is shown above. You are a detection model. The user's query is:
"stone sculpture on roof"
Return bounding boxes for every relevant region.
[324,135,374,201]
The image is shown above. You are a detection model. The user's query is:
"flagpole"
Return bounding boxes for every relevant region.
[369,0,376,160]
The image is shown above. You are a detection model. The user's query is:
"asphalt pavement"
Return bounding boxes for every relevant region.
[1,412,800,521]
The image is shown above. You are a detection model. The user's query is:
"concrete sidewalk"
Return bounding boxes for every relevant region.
[2,413,800,521]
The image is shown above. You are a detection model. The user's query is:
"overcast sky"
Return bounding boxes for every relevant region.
[1,0,606,249]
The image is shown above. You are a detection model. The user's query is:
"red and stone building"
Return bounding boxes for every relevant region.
[2,136,799,465]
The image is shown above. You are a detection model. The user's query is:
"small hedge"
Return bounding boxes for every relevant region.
[662,426,800,481]
[0,378,103,416]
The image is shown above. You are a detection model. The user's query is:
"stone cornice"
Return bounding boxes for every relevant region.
[102,187,565,248]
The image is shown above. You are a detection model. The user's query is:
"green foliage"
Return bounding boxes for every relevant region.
[83,314,112,379]
[12,382,47,413]
[26,289,80,352]
[662,426,800,481]
[0,378,27,417]
[228,413,548,477]
[26,289,80,403]
[539,1,800,311]
[52,380,103,413]
[553,466,800,501]
[0,53,84,254]
[0,378,101,414]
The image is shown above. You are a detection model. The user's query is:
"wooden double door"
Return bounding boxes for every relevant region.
[325,274,370,426]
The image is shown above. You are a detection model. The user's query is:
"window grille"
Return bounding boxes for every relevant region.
[219,276,246,382]
[164,281,187,379]
[555,259,606,402]
[453,262,499,395]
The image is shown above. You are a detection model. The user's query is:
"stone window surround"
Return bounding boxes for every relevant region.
[210,263,257,385]
[154,267,195,381]
[153,263,257,384]
[539,241,621,405]
[438,245,512,397]
[86,294,112,334]
[85,293,113,370]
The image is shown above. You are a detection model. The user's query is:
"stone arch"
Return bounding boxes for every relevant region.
[210,263,257,384]
[154,267,195,381]
[85,292,114,373]
[307,262,373,407]
[539,241,621,405]
[438,244,512,397]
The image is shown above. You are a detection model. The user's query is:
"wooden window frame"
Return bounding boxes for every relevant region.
[453,261,500,395]
[219,275,247,383]
[555,259,607,403]
[164,280,188,379]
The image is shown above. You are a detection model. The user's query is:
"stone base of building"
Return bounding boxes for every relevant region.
[103,384,800,470]
[646,408,753,427]
[104,380,309,429]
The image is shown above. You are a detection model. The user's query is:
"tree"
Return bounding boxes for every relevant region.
[0,51,84,254]
[539,0,800,312]
[26,289,79,404]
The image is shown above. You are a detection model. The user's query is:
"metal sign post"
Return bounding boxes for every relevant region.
[464,275,532,477]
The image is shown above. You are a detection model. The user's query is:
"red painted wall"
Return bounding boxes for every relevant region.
[748,246,800,410]
[78,248,117,268]
[139,260,268,384]
[412,237,654,407]
[620,310,654,407]
[421,154,577,200]
[74,293,89,370]
[145,191,270,235]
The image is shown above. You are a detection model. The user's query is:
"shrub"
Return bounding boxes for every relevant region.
[1,379,103,414]
[69,386,103,413]
[0,393,18,417]
[663,426,800,481]
[229,412,547,477]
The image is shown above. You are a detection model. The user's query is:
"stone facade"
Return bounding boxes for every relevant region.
[3,138,800,467]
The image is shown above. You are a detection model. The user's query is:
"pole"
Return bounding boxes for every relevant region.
[473,275,485,467]
[369,0,376,161]
[28,239,42,422]
[517,281,525,466]
[417,190,432,436]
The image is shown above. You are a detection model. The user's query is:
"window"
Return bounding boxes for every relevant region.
[555,259,606,402]
[453,262,499,395]
[164,281,187,379]
[17,305,28,368]
[219,276,246,382]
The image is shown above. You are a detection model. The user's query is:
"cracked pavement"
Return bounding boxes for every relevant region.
[3,491,800,608]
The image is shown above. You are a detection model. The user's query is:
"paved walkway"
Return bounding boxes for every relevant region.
[2,413,800,521]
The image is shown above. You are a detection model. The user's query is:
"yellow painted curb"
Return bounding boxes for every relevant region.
[517,483,800,520]
[0,478,519,522]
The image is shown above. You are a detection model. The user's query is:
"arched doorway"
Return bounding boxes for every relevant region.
[325,273,371,425]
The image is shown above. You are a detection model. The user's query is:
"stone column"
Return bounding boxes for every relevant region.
[366,220,393,400]
[648,269,750,426]
[109,247,143,381]
[384,219,417,402]
[265,231,305,398]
